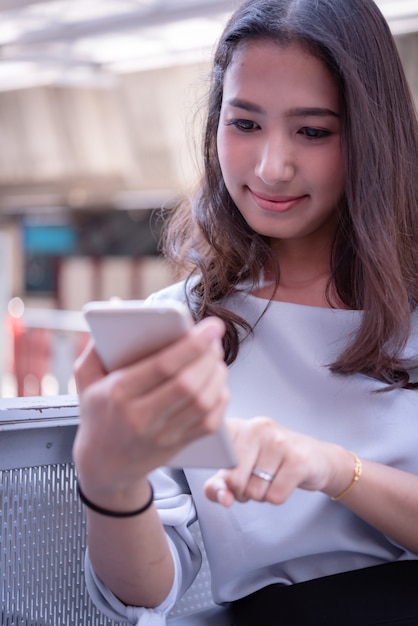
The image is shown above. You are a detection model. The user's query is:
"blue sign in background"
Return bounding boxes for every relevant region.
[23,224,77,256]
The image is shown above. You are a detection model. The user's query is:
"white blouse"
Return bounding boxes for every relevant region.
[84,281,418,625]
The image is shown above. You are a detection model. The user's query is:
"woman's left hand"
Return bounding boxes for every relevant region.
[205,416,418,555]
[204,416,353,506]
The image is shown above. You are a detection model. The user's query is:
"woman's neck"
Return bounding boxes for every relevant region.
[253,273,334,307]
[252,239,343,308]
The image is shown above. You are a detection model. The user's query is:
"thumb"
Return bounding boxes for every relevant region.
[74,340,107,391]
[204,472,235,507]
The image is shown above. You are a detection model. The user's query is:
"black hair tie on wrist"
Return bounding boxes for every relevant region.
[77,480,154,518]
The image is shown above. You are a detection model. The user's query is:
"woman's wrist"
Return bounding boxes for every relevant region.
[78,479,154,517]
[324,446,363,501]
[330,451,362,501]
[76,475,153,517]
[322,446,362,501]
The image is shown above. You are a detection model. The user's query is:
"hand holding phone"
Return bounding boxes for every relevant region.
[82,299,236,469]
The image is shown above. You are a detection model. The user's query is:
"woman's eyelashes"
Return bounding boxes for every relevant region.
[224,118,333,140]
[298,126,333,140]
[225,118,259,132]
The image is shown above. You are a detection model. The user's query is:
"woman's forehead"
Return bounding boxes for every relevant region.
[223,40,340,114]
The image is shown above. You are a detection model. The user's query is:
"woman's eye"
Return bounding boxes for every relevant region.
[226,118,258,132]
[299,127,331,139]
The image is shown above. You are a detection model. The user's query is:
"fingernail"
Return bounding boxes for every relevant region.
[216,488,227,504]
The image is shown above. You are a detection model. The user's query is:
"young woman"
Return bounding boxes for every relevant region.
[73,0,418,624]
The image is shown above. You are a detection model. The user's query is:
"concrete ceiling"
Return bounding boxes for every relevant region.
[0,0,240,90]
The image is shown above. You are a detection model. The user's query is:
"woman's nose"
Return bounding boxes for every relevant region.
[255,137,296,185]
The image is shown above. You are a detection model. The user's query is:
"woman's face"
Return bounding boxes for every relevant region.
[217,40,345,250]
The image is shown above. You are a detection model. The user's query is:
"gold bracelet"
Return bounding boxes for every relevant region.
[330,451,362,501]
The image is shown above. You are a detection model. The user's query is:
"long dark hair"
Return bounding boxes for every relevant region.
[163,0,418,390]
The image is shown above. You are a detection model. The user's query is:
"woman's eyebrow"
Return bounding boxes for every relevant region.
[286,107,340,118]
[225,98,265,114]
[224,99,339,119]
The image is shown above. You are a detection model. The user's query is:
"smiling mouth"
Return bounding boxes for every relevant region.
[249,189,307,212]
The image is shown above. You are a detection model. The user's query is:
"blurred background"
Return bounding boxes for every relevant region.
[0,0,417,397]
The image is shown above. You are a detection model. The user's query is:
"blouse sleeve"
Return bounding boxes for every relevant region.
[84,467,202,625]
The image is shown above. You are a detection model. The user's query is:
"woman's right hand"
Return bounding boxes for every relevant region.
[73,316,228,511]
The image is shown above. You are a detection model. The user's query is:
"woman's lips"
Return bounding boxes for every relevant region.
[249,189,307,212]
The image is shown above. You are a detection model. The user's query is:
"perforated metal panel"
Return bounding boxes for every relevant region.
[0,399,219,625]
[0,462,128,625]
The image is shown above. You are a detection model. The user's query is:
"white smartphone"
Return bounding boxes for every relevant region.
[83,299,194,371]
[82,299,236,469]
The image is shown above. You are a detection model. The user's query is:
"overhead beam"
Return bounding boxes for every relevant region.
[0,50,103,69]
[0,0,47,10]
[1,1,416,50]
[1,0,240,46]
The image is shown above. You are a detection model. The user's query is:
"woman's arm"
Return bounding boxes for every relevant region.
[73,317,228,607]
[205,417,418,555]
[332,457,418,555]
[81,483,174,608]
